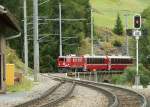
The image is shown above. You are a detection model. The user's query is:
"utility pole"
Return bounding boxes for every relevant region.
[33,0,39,81]
[124,13,129,56]
[91,8,94,56]
[23,0,28,74]
[59,3,62,56]
[37,3,86,56]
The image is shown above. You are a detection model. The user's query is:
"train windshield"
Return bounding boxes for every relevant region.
[59,58,65,61]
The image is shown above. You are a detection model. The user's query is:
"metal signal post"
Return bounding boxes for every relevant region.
[133,30,141,88]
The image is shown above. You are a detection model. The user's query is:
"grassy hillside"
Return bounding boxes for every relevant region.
[90,0,150,28]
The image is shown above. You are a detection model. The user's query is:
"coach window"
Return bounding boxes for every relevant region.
[127,59,129,64]
[129,59,132,63]
[126,59,128,64]
[113,58,116,64]
[123,59,125,64]
[87,58,90,64]
[115,59,117,64]
[95,58,98,64]
[94,58,96,64]
[120,59,122,64]
[92,58,94,64]
[91,58,94,64]
[99,58,102,64]
[127,59,129,63]
[111,58,114,64]
[120,59,123,64]
[113,59,116,64]
[117,59,119,64]
[125,59,127,64]
[95,58,97,64]
[97,58,99,64]
[114,58,117,64]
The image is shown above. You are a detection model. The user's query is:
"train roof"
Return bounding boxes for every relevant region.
[58,56,82,58]
[58,55,132,59]
[84,55,132,58]
[108,56,132,59]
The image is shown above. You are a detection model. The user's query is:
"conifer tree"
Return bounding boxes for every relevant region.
[113,13,124,35]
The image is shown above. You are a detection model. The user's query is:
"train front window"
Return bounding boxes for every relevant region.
[59,58,64,61]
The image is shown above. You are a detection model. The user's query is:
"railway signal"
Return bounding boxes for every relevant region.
[133,15,141,29]
[133,14,142,88]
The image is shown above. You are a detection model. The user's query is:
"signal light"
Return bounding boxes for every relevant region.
[133,15,141,29]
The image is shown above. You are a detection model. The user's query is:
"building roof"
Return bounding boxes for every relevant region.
[0,5,20,32]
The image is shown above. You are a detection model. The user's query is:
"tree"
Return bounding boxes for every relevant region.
[140,6,150,67]
[113,13,124,35]
[2,0,91,73]
[28,0,91,72]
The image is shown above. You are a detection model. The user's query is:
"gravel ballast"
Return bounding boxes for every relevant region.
[55,85,109,107]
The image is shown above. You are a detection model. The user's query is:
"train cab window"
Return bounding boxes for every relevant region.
[59,58,64,61]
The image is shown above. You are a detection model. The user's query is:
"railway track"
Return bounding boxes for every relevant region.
[15,80,75,107]
[15,74,147,107]
[48,73,147,107]
[16,74,117,107]
[41,74,117,107]
[81,81,147,107]
[97,84,144,107]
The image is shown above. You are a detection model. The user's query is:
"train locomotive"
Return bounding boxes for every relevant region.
[57,55,133,72]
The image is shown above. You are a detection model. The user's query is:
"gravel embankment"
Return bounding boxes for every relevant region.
[139,88,150,107]
[0,74,59,107]
[55,85,109,107]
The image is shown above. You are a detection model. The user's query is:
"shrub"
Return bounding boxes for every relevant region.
[112,64,150,86]
[113,40,122,47]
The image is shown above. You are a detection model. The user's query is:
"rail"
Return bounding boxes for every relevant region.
[47,73,147,107]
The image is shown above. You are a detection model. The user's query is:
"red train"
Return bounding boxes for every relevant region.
[57,55,133,72]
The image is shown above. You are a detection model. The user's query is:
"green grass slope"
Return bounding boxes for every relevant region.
[90,0,150,28]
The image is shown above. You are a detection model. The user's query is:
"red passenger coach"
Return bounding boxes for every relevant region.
[84,56,109,71]
[109,56,133,70]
